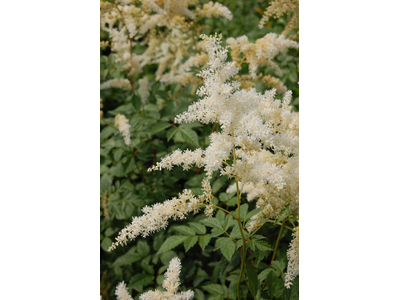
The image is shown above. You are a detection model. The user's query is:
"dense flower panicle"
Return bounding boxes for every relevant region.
[114,114,131,146]
[259,0,299,38]
[165,34,298,222]
[196,2,233,20]
[108,190,200,251]
[115,282,134,300]
[100,78,132,90]
[138,77,149,104]
[285,226,299,288]
[101,0,232,91]
[227,33,298,78]
[139,257,194,300]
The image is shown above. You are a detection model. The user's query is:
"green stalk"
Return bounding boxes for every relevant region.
[233,146,247,300]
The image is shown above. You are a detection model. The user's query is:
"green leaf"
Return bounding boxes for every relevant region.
[137,240,150,256]
[283,277,299,300]
[200,218,224,231]
[245,208,263,220]
[184,236,198,252]
[180,128,200,148]
[173,225,196,236]
[132,93,142,110]
[156,236,188,255]
[266,271,284,298]
[100,126,116,141]
[194,288,205,300]
[202,284,225,296]
[155,90,170,99]
[151,121,171,135]
[101,237,112,251]
[253,240,273,252]
[271,260,286,274]
[129,273,154,292]
[212,176,228,194]
[140,256,154,275]
[166,126,178,141]
[246,262,260,298]
[276,204,290,224]
[215,237,236,261]
[258,268,274,282]
[233,204,248,221]
[198,234,212,251]
[188,222,206,235]
[112,253,142,267]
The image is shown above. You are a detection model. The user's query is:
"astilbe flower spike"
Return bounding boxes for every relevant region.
[115,257,194,300]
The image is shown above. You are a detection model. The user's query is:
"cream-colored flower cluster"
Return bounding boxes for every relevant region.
[115,257,194,300]
[227,33,298,80]
[114,114,131,146]
[108,189,200,251]
[140,257,194,300]
[285,226,299,288]
[258,0,299,39]
[100,0,233,90]
[149,33,298,229]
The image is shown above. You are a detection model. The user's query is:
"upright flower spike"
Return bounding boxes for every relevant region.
[115,282,134,300]
[138,257,194,300]
[285,226,299,288]
[114,114,131,146]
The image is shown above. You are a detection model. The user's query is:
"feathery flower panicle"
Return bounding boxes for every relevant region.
[114,114,131,146]
[138,77,149,105]
[108,189,200,251]
[115,282,134,300]
[100,78,132,90]
[139,257,194,300]
[285,226,299,288]
[227,33,298,78]
[196,2,233,20]
[259,0,299,38]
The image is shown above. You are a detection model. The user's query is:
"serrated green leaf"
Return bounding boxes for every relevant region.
[276,204,290,224]
[202,284,225,295]
[198,234,211,251]
[200,218,224,230]
[245,208,263,221]
[112,253,142,267]
[101,237,112,251]
[253,240,273,252]
[166,126,178,141]
[258,268,274,282]
[151,121,171,135]
[140,256,154,275]
[173,225,196,236]
[215,237,236,261]
[194,288,205,300]
[184,236,198,252]
[180,128,200,148]
[212,176,228,194]
[132,93,142,110]
[266,271,284,298]
[137,240,150,256]
[246,262,260,298]
[188,222,206,235]
[100,126,116,141]
[129,273,154,292]
[156,236,188,255]
[271,260,286,274]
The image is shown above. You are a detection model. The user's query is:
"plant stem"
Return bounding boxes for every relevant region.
[100,117,118,130]
[270,220,285,267]
[260,220,286,290]
[233,145,246,300]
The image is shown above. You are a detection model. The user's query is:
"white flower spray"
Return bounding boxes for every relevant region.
[115,257,194,300]
[114,114,131,146]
